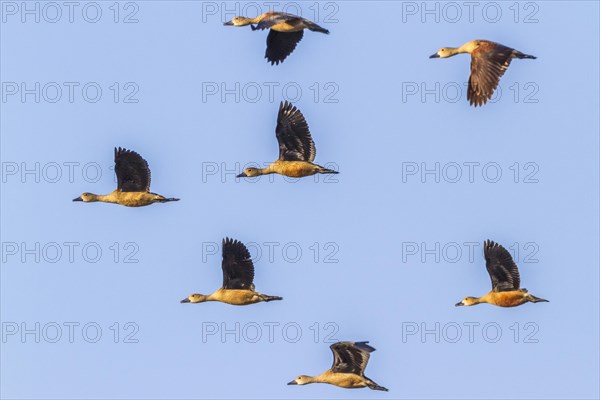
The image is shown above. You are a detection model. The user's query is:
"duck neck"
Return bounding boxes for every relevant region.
[240,16,262,25]
[204,291,221,302]
[306,374,324,384]
[258,164,277,176]
[476,293,493,305]
[90,193,116,203]
[456,42,476,54]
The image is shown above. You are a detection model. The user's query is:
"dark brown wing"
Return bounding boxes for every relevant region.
[114,147,151,192]
[265,30,303,65]
[330,341,375,376]
[275,101,315,162]
[468,43,514,107]
[221,238,255,291]
[484,240,521,291]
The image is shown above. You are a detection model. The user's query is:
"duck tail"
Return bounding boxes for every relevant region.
[307,22,329,34]
[514,51,536,59]
[157,197,180,203]
[318,166,339,174]
[528,294,549,303]
[260,294,283,302]
[367,382,389,392]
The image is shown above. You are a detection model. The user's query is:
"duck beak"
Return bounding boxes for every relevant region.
[72,196,83,202]
[429,53,440,59]
[455,301,464,307]
[236,172,247,178]
[287,380,297,385]
[180,298,191,303]
[223,20,233,26]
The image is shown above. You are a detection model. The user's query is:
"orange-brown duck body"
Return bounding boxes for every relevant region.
[224,12,329,65]
[237,101,338,179]
[456,240,548,308]
[430,40,536,106]
[288,341,388,391]
[73,147,179,207]
[181,237,282,306]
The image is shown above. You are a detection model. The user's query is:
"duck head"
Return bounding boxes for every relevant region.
[224,16,253,27]
[237,167,261,178]
[181,294,209,304]
[287,375,314,386]
[455,296,481,307]
[430,47,457,58]
[73,192,99,202]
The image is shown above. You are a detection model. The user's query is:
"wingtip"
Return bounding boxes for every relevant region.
[280,100,299,115]
[115,146,136,157]
[355,341,376,352]
[483,239,499,256]
[223,237,246,250]
[267,57,283,66]
[278,100,299,118]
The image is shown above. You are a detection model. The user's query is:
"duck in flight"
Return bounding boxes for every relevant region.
[456,240,548,307]
[180,237,282,306]
[224,12,329,65]
[73,147,179,207]
[430,40,536,107]
[237,101,338,179]
[288,341,388,391]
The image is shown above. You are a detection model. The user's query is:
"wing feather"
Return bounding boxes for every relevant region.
[330,341,375,376]
[221,238,255,291]
[114,147,151,192]
[484,239,521,291]
[468,43,514,107]
[265,30,303,65]
[275,101,315,162]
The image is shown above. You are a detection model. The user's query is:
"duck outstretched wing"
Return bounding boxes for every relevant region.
[114,147,151,192]
[265,30,304,65]
[275,101,315,162]
[468,42,514,107]
[221,237,255,291]
[484,239,521,291]
[330,341,375,376]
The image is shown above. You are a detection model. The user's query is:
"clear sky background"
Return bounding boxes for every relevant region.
[1,1,599,399]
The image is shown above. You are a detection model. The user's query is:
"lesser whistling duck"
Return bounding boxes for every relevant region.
[430,40,536,107]
[73,147,179,207]
[456,240,548,307]
[180,237,282,306]
[288,341,388,391]
[237,101,338,179]
[224,12,329,65]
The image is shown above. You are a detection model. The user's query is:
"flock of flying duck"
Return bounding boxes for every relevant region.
[72,11,546,392]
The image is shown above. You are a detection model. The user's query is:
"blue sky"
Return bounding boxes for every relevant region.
[1,1,599,399]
